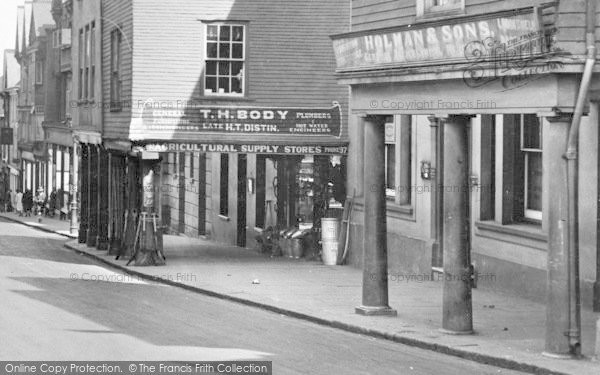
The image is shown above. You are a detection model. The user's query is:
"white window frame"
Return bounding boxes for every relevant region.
[416,0,465,18]
[384,118,397,200]
[204,23,246,97]
[520,114,543,221]
[383,115,413,206]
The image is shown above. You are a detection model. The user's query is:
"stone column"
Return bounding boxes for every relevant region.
[544,114,576,357]
[441,115,473,334]
[355,115,397,316]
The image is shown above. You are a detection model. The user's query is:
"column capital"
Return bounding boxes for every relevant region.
[546,112,573,123]
[357,113,386,125]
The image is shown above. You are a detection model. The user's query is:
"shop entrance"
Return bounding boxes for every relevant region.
[237,154,247,247]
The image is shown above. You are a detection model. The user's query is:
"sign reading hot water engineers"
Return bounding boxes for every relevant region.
[133,103,342,137]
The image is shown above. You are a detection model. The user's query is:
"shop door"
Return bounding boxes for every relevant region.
[237,154,247,247]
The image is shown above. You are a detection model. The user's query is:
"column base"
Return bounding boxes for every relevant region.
[542,351,579,360]
[96,237,109,251]
[439,328,474,336]
[355,305,398,317]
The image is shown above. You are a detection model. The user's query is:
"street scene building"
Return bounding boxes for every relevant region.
[1,0,600,374]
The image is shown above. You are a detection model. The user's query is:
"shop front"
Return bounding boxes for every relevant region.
[332,5,599,353]
[134,102,348,258]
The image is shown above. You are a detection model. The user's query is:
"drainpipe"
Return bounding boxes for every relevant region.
[564,0,597,356]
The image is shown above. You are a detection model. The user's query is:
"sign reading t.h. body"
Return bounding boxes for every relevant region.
[132,102,342,138]
[0,128,13,146]
[331,8,542,71]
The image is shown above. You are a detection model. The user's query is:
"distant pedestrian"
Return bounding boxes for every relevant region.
[15,190,23,216]
[23,189,33,217]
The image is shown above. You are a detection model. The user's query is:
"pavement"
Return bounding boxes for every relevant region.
[2,211,600,375]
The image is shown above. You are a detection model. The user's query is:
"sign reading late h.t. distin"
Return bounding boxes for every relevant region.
[331,9,542,71]
[130,102,342,138]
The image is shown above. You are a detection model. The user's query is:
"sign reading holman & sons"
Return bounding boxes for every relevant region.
[331,9,542,70]
[131,101,342,138]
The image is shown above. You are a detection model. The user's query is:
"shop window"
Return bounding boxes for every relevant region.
[205,24,245,96]
[383,115,412,205]
[479,115,496,221]
[110,28,122,110]
[255,155,266,228]
[481,114,543,225]
[220,153,229,216]
[416,0,464,17]
[521,115,542,221]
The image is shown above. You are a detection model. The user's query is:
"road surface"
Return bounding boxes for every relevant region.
[0,217,524,375]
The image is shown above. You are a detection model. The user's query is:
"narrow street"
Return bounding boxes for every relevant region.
[0,218,524,375]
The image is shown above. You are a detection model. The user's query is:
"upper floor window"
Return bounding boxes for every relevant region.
[110,28,123,111]
[35,60,44,85]
[78,21,95,100]
[416,0,464,18]
[205,24,245,96]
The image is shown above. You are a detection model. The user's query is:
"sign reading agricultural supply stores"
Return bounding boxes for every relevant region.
[131,102,342,138]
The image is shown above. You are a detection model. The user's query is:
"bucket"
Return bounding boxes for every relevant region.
[321,218,339,241]
[322,241,339,266]
[291,238,304,258]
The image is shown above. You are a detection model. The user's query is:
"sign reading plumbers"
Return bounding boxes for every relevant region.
[134,102,342,137]
[331,9,541,70]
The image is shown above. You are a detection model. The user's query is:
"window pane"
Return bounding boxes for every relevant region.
[526,153,543,212]
[232,26,244,42]
[219,25,230,41]
[206,61,217,75]
[522,114,541,150]
[232,43,243,59]
[385,144,396,198]
[218,77,230,93]
[206,77,217,93]
[218,61,230,75]
[231,61,243,76]
[207,43,218,58]
[207,25,218,41]
[219,43,230,58]
[232,76,242,94]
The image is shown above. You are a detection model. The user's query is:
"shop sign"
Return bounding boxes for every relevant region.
[332,9,541,70]
[133,102,342,137]
[0,128,13,145]
[142,143,348,155]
